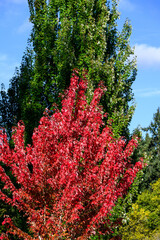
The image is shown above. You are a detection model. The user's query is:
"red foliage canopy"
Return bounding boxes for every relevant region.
[0,70,142,239]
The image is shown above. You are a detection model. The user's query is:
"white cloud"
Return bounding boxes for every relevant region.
[135,44,160,68]
[134,88,160,97]
[119,0,135,11]
[18,18,32,33]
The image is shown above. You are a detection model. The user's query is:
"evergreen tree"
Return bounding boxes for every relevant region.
[0,69,20,139]
[139,107,160,191]
[0,84,10,132]
[0,44,34,143]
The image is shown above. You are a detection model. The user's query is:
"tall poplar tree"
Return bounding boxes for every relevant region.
[27,0,136,139]
[0,0,137,142]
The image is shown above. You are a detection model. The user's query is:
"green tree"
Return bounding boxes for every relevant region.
[0,69,20,139]
[0,44,34,143]
[0,0,136,142]
[26,0,136,140]
[120,178,160,240]
[139,107,160,191]
[0,84,10,133]
[119,109,160,239]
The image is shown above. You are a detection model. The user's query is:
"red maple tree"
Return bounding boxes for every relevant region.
[0,70,142,239]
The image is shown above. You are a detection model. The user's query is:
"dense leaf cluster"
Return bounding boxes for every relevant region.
[118,108,160,239]
[0,72,142,239]
[120,178,160,240]
[0,0,136,143]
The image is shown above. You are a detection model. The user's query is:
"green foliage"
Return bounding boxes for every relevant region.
[0,44,34,143]
[138,108,160,192]
[0,0,137,143]
[120,178,160,240]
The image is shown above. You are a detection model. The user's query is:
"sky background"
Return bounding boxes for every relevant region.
[0,0,160,135]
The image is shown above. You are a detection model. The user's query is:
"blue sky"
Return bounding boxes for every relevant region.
[0,0,160,134]
[119,0,160,133]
